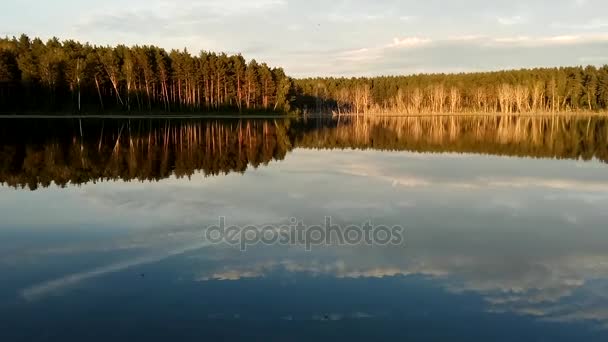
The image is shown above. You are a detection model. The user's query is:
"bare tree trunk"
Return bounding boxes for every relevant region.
[95,75,104,110]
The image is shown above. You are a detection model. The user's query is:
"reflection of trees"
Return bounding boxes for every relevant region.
[1,115,606,190]
[293,116,608,163]
[0,119,292,190]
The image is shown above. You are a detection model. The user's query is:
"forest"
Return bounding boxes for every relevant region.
[0,35,293,114]
[294,67,608,115]
[1,34,608,115]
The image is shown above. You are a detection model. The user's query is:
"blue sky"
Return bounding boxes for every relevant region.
[2,0,608,76]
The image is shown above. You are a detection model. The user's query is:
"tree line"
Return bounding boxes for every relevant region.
[2,34,608,116]
[0,34,293,114]
[294,66,608,114]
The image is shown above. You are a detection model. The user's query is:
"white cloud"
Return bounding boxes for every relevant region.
[488,33,608,46]
[579,56,608,63]
[324,13,384,23]
[160,0,287,17]
[336,47,383,62]
[447,34,487,41]
[387,37,432,48]
[546,35,581,42]
[554,18,608,30]
[497,15,524,25]
[493,36,531,43]
[330,36,432,68]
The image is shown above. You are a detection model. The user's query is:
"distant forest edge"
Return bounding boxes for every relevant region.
[1,34,608,116]
[294,66,608,115]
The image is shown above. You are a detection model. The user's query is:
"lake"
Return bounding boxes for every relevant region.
[1,115,608,341]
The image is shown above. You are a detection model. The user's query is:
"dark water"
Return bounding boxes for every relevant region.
[1,116,608,341]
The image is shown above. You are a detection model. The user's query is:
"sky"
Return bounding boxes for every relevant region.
[1,0,608,77]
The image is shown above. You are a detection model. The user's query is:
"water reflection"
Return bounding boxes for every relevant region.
[295,115,608,161]
[0,118,292,189]
[1,115,607,189]
[1,116,608,340]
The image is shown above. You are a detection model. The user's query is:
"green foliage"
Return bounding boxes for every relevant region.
[0,49,20,82]
[294,66,608,114]
[0,34,293,114]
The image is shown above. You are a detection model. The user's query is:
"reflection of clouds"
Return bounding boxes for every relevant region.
[311,151,608,195]
[21,242,210,301]
[77,175,288,228]
[191,250,608,328]
[323,200,387,211]
[545,193,608,204]
[194,260,427,282]
[563,213,579,225]
[283,260,418,278]
[413,255,608,327]
[196,259,448,282]
[0,225,208,267]
[389,177,432,187]
[0,241,147,266]
[287,192,305,199]
[476,197,524,214]
[7,148,608,332]
[199,270,262,281]
[311,312,374,320]
[364,172,608,193]
[484,178,608,193]
[485,281,608,326]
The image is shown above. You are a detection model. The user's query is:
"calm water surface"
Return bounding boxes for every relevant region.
[1,116,608,341]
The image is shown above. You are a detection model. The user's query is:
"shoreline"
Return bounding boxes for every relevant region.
[0,114,293,119]
[0,112,606,119]
[329,112,608,118]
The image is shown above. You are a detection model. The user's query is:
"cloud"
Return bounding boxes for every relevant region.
[285,32,608,77]
[546,35,582,42]
[579,56,608,63]
[553,18,608,30]
[447,35,487,41]
[325,36,432,73]
[325,13,385,23]
[336,48,383,63]
[148,0,287,18]
[493,36,531,43]
[387,37,432,48]
[72,0,287,51]
[497,15,524,25]
[488,34,608,46]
